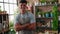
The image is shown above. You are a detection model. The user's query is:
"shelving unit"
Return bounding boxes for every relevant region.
[0,11,9,34]
[35,6,53,32]
[34,0,58,34]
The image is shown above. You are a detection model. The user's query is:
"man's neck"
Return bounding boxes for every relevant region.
[20,12,26,15]
[20,10,27,14]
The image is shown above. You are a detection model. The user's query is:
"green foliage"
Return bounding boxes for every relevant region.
[9,21,14,28]
[14,8,19,17]
[40,0,46,3]
[52,5,58,30]
[52,0,57,2]
[9,21,16,33]
[36,8,39,15]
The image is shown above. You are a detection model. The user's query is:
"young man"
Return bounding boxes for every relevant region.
[14,0,36,34]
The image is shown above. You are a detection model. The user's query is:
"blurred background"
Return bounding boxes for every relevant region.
[0,0,60,34]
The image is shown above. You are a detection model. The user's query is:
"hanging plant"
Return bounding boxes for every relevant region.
[40,0,46,3]
[38,12,41,15]
[52,0,57,2]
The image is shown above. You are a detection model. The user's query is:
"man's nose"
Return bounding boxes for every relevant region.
[21,5,26,8]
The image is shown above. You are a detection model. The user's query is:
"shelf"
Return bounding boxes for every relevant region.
[3,29,9,32]
[0,11,7,14]
[0,12,9,33]
[37,26,52,30]
[36,17,53,19]
[57,3,60,5]
[38,0,58,2]
[36,26,52,32]
[35,4,57,7]
[0,28,9,33]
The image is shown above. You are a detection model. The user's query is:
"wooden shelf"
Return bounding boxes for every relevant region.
[0,11,7,14]
[0,29,9,33]
[39,0,57,2]
[3,29,9,32]
[37,26,52,29]
[34,1,58,32]
[0,11,9,33]
[36,17,53,19]
[35,4,53,12]
[35,4,57,7]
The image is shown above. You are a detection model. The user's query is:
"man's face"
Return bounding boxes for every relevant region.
[19,3,27,13]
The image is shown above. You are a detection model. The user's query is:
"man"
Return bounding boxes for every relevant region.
[14,0,36,34]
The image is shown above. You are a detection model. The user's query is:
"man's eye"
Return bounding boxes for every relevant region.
[21,5,26,6]
[20,4,22,6]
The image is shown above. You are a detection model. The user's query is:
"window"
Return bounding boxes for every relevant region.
[0,3,4,11]
[0,0,3,2]
[0,0,17,22]
[4,0,8,2]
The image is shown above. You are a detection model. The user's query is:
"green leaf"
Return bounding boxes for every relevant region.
[9,21,14,28]
[52,5,58,30]
[41,0,46,3]
[52,0,57,2]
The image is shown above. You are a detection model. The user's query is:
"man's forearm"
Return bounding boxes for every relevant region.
[14,23,30,31]
[14,23,24,31]
[27,23,36,30]
[23,23,30,27]
[22,23,36,30]
[14,23,35,31]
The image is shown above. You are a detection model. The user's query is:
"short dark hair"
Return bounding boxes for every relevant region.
[19,0,27,4]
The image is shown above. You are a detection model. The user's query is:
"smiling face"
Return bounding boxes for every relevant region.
[18,3,28,14]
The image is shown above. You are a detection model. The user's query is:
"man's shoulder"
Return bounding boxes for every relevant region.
[27,11,34,17]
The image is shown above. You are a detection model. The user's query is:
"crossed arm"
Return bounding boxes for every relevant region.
[14,22,36,31]
[14,12,36,31]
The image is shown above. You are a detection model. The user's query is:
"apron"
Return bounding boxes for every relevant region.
[17,12,34,34]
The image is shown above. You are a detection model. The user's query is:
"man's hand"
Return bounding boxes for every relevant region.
[23,23,30,27]
[27,23,36,30]
[14,23,24,31]
[22,23,36,30]
[14,23,36,31]
[14,23,30,31]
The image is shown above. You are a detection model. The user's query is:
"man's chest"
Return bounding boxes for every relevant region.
[19,14,30,24]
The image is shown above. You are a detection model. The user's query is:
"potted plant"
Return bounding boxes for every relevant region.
[9,21,16,34]
[39,0,46,5]
[52,0,57,2]
[52,0,57,4]
[40,0,46,3]
[52,5,58,30]
[38,12,41,17]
